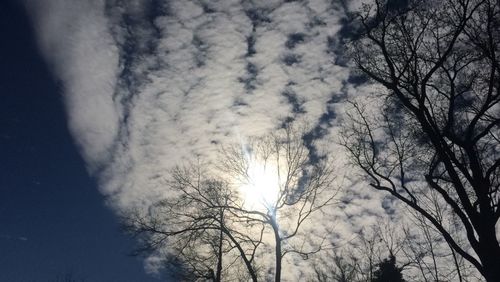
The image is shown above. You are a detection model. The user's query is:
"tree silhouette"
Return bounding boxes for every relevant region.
[342,0,500,281]
[123,123,337,281]
[123,168,260,281]
[217,123,337,282]
[372,255,405,282]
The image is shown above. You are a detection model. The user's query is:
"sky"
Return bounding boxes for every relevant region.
[0,1,160,281]
[2,0,495,280]
[21,0,359,212]
[2,0,402,280]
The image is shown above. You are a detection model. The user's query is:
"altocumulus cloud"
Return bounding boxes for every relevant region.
[24,0,395,276]
[25,0,353,208]
[23,0,484,280]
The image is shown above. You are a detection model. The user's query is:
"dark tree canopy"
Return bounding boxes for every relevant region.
[372,255,405,282]
[342,0,500,281]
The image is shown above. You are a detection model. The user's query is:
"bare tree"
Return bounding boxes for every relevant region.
[310,219,475,282]
[123,164,261,281]
[401,210,479,282]
[341,0,500,280]
[123,123,337,281]
[309,250,362,282]
[217,123,338,282]
[308,222,413,282]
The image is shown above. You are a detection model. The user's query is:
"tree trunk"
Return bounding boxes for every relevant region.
[275,234,282,282]
[215,209,223,282]
[270,213,282,282]
[481,253,500,282]
[478,226,500,282]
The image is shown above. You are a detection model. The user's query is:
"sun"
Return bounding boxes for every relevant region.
[239,159,281,210]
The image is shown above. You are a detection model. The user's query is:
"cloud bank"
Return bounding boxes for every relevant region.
[25,0,353,208]
[24,0,406,278]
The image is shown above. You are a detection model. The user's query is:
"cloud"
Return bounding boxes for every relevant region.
[26,0,351,206]
[24,0,121,172]
[24,0,403,279]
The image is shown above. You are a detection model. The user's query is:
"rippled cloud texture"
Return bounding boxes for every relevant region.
[25,0,364,208]
[23,1,493,280]
[25,0,403,277]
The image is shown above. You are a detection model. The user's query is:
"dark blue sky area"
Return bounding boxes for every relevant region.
[0,2,159,281]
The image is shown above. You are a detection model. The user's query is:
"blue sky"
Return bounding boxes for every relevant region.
[0,1,159,281]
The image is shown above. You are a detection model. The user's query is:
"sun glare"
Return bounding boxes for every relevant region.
[240,160,281,210]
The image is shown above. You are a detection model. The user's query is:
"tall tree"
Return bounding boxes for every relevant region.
[123,166,261,281]
[341,0,500,280]
[218,123,337,282]
[123,123,337,281]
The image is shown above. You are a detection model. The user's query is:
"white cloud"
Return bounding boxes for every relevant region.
[24,0,121,171]
[25,0,405,279]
